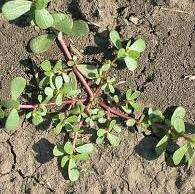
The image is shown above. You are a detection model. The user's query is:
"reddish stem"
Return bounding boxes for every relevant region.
[57,33,73,61]
[19,99,85,109]
[99,101,131,120]
[73,66,94,100]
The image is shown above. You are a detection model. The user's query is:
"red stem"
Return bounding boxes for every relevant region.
[57,33,73,61]
[73,67,94,100]
[99,101,131,120]
[19,99,85,109]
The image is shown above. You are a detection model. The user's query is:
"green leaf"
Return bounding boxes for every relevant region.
[69,72,77,90]
[126,118,136,127]
[126,50,140,59]
[5,109,20,131]
[74,153,89,161]
[173,144,188,165]
[2,100,19,109]
[30,34,54,53]
[171,107,186,133]
[76,65,98,79]
[124,56,138,71]
[11,77,26,100]
[52,13,73,34]
[71,20,89,37]
[55,76,63,90]
[35,9,54,29]
[53,145,64,156]
[61,155,69,167]
[155,134,169,155]
[126,89,132,100]
[107,133,121,147]
[97,129,107,137]
[113,125,122,133]
[2,0,32,20]
[32,112,43,125]
[76,143,94,154]
[128,91,141,101]
[109,30,122,49]
[35,0,50,9]
[44,87,54,96]
[56,93,62,106]
[96,136,105,144]
[64,141,73,155]
[117,48,126,58]
[68,159,79,181]
[64,116,78,123]
[130,38,146,53]
[40,60,51,72]
[130,102,143,111]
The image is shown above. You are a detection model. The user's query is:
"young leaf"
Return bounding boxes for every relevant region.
[2,0,32,20]
[2,100,19,109]
[71,20,89,37]
[5,109,20,131]
[30,34,54,53]
[74,153,89,161]
[126,118,136,127]
[124,56,138,71]
[155,134,169,155]
[11,77,26,100]
[68,159,79,181]
[107,133,121,147]
[110,30,122,49]
[32,112,43,125]
[130,38,146,53]
[64,141,73,155]
[171,107,186,133]
[128,91,141,101]
[76,65,98,79]
[97,129,107,137]
[55,76,63,90]
[44,87,54,96]
[61,155,69,167]
[113,125,122,133]
[35,9,54,29]
[76,143,94,154]
[40,60,51,72]
[35,0,50,9]
[52,13,73,34]
[56,93,62,106]
[130,102,143,111]
[173,144,188,165]
[53,145,64,156]
[96,136,105,144]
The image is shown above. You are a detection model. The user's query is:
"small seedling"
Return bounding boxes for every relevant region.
[1,19,195,182]
[2,0,89,53]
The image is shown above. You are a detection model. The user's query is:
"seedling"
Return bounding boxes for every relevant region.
[2,0,89,53]
[1,24,195,182]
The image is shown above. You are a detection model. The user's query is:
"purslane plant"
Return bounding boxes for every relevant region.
[2,0,89,53]
[1,27,195,182]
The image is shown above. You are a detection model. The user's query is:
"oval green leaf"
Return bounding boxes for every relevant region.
[35,9,54,29]
[52,13,73,34]
[155,134,169,155]
[173,144,188,165]
[68,159,80,181]
[76,64,98,79]
[124,56,138,71]
[109,30,122,49]
[5,109,20,131]
[30,34,54,53]
[11,77,26,100]
[75,143,94,154]
[130,38,146,53]
[2,0,32,21]
[71,20,89,37]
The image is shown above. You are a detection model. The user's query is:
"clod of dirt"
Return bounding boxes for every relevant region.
[0,142,14,174]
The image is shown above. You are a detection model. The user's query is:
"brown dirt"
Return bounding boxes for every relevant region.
[1,0,195,193]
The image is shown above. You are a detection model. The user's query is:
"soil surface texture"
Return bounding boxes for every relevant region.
[1,0,195,193]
